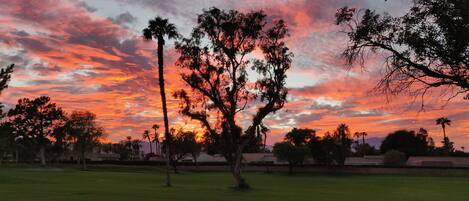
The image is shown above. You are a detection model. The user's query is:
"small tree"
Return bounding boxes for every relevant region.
[273,142,310,174]
[309,134,339,165]
[170,130,202,172]
[66,111,104,170]
[436,117,452,154]
[333,124,353,165]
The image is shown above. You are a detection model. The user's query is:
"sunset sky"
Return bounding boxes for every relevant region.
[1,0,468,148]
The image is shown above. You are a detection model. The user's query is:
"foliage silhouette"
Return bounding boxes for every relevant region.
[66,111,104,170]
[174,7,292,189]
[7,96,65,165]
[336,0,469,102]
[380,129,434,156]
[285,128,317,146]
[273,142,310,174]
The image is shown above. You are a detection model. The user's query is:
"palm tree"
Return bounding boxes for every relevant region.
[436,117,452,154]
[334,123,351,165]
[143,130,152,154]
[143,17,179,187]
[353,132,361,145]
[436,117,451,139]
[360,132,367,145]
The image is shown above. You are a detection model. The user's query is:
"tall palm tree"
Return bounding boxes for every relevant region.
[436,117,451,139]
[436,117,452,154]
[143,130,152,154]
[143,17,178,187]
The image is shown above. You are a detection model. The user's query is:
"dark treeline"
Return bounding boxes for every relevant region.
[273,124,465,172]
[0,95,103,170]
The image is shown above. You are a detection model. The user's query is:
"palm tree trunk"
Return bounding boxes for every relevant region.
[157,38,171,187]
[442,125,447,139]
[148,139,153,154]
[362,135,365,145]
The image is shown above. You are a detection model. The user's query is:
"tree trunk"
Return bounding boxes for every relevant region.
[149,140,153,154]
[442,125,447,139]
[82,151,87,170]
[193,154,198,169]
[157,38,171,187]
[231,147,249,190]
[39,146,46,166]
[172,159,179,174]
[362,135,365,145]
[15,149,18,164]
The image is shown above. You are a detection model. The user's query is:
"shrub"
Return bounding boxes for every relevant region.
[383,150,407,166]
[273,142,310,173]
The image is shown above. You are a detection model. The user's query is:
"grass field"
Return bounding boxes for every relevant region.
[1,165,469,201]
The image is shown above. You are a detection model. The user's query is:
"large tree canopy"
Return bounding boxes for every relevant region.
[336,0,469,101]
[7,96,65,165]
[174,7,292,189]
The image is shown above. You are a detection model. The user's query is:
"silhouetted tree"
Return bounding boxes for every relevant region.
[0,64,14,116]
[49,122,72,163]
[0,64,14,94]
[66,111,104,170]
[435,117,453,154]
[273,142,310,174]
[380,129,434,156]
[7,96,65,165]
[143,130,153,154]
[336,0,469,101]
[143,16,179,187]
[309,133,338,165]
[174,7,292,189]
[416,128,435,154]
[131,139,142,159]
[333,124,353,165]
[0,64,14,163]
[170,130,202,172]
[285,128,316,146]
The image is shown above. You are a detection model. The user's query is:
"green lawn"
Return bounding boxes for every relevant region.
[1,165,468,201]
